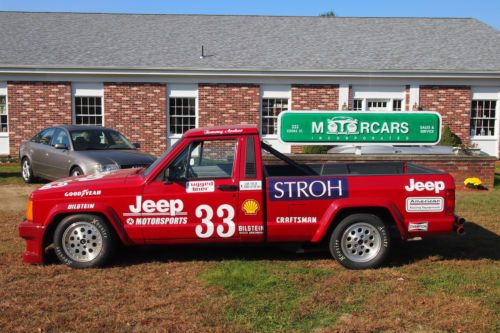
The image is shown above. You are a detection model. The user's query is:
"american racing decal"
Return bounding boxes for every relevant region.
[241,199,260,215]
[186,180,215,193]
[64,189,102,197]
[405,179,445,194]
[269,177,348,201]
[408,222,429,232]
[239,180,262,191]
[67,203,95,210]
[276,216,317,224]
[406,197,444,212]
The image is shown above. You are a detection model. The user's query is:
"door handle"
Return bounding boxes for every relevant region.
[217,184,239,191]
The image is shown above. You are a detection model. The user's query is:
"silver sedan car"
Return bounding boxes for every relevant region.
[19,125,156,182]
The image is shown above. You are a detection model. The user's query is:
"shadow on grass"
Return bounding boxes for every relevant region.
[388,222,500,267]
[42,221,499,268]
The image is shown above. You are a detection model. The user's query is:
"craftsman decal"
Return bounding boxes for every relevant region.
[406,197,444,212]
[276,216,317,223]
[269,177,348,201]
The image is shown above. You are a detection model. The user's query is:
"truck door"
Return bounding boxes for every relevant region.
[138,137,242,242]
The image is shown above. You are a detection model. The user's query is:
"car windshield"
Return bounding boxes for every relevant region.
[70,129,135,151]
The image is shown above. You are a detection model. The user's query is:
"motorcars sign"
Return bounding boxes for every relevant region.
[278,111,442,145]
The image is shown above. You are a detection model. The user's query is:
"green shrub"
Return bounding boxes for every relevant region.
[302,145,331,154]
[439,125,462,146]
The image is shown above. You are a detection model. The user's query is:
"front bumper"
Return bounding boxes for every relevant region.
[18,220,45,264]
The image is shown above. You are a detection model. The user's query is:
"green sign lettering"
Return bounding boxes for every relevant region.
[278,111,441,145]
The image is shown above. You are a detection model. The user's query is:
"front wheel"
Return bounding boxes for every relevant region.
[54,214,116,268]
[329,213,390,270]
[70,166,84,177]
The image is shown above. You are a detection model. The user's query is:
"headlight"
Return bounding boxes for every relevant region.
[94,164,120,173]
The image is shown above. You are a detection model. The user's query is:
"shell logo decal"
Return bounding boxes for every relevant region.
[242,199,260,215]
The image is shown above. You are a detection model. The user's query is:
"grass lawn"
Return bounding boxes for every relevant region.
[0,164,498,332]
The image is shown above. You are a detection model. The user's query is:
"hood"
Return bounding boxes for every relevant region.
[31,168,142,198]
[74,149,156,166]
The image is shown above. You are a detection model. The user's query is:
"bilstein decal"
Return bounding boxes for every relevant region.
[269,177,348,201]
[67,203,95,210]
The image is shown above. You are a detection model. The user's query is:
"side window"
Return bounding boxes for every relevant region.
[30,130,45,143]
[51,129,70,147]
[167,139,238,180]
[39,128,55,146]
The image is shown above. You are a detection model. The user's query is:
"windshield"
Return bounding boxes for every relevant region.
[142,140,181,177]
[70,129,135,150]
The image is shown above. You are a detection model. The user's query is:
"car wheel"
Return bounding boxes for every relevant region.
[54,214,116,268]
[329,213,390,270]
[21,158,35,183]
[71,166,84,177]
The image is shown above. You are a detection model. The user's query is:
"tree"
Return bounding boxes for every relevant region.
[319,10,336,17]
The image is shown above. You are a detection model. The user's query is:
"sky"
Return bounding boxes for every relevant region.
[0,0,499,29]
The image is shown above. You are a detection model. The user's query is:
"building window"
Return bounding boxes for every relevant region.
[169,97,196,135]
[366,99,388,111]
[353,99,363,111]
[0,95,6,132]
[392,99,403,111]
[470,100,496,136]
[75,96,103,126]
[262,98,288,136]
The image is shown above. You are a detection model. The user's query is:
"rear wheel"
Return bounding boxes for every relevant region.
[70,166,84,177]
[329,213,390,269]
[21,158,35,183]
[54,214,116,268]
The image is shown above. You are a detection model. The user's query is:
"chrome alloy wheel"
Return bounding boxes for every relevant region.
[22,159,31,181]
[62,221,103,262]
[340,222,382,263]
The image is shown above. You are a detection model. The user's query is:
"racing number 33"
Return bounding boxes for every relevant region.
[195,204,236,238]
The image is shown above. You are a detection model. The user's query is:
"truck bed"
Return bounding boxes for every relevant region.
[264,162,442,177]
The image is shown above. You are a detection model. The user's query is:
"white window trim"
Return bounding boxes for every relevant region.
[72,82,104,126]
[352,86,406,111]
[167,84,198,139]
[261,85,291,139]
[470,87,499,139]
[0,82,8,138]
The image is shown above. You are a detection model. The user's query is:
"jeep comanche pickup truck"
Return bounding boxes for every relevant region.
[19,125,465,269]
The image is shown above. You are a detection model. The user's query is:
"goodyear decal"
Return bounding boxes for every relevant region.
[269,177,348,201]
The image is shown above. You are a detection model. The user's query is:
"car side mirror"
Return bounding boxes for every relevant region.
[133,143,141,149]
[53,143,68,150]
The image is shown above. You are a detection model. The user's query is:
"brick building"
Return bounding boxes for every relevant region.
[0,12,499,157]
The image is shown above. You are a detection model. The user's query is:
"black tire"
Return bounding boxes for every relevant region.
[70,166,84,177]
[54,214,116,268]
[21,157,35,183]
[329,213,390,270]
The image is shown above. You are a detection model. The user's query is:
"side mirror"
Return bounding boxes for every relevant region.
[53,143,68,150]
[133,143,141,149]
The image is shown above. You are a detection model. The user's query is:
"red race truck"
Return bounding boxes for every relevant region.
[19,125,466,269]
